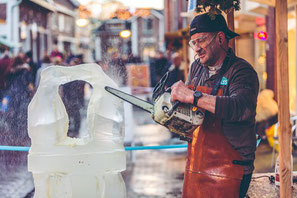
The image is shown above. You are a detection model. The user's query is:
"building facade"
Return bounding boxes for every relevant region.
[0,0,55,61]
[0,0,84,62]
[50,0,79,56]
[94,9,164,62]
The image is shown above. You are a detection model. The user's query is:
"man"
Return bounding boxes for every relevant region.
[154,51,169,83]
[25,51,38,82]
[165,52,185,88]
[171,13,259,198]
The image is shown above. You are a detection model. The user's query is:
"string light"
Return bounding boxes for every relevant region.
[120,30,131,39]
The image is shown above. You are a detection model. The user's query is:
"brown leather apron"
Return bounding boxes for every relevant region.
[182,85,244,198]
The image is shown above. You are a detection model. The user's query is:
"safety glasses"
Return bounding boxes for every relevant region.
[188,33,218,50]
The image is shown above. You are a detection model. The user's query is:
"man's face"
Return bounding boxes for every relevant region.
[190,32,221,66]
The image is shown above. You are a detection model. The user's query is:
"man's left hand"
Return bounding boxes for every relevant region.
[171,81,194,104]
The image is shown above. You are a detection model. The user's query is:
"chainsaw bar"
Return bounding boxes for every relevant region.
[105,86,154,114]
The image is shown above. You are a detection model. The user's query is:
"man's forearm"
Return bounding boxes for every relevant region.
[195,94,216,114]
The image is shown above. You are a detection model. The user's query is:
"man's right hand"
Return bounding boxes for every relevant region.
[170,81,194,104]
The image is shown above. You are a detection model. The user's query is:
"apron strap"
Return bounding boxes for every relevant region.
[210,55,230,96]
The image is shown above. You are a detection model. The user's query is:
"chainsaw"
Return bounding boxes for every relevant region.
[105,73,205,142]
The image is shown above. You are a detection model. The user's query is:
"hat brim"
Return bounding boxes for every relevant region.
[225,29,240,40]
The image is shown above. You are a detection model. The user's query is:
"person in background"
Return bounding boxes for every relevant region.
[0,55,12,99]
[126,53,141,64]
[50,45,64,60]
[154,51,169,83]
[66,51,75,65]
[76,54,84,65]
[25,51,38,82]
[0,55,12,114]
[69,57,80,66]
[52,55,63,65]
[165,52,185,88]
[35,55,52,88]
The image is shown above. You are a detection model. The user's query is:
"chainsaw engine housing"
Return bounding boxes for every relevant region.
[153,93,204,136]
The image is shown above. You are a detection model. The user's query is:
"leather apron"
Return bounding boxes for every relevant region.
[182,85,244,198]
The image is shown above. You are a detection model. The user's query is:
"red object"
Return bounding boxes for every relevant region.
[257,31,268,41]
[255,17,266,26]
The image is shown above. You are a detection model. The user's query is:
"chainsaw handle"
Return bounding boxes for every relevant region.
[165,87,172,93]
[167,101,180,116]
[152,72,169,101]
[165,86,180,116]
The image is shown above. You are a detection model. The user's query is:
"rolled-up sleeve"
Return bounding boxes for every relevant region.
[215,66,259,121]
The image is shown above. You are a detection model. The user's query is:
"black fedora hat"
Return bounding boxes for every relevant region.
[189,13,239,40]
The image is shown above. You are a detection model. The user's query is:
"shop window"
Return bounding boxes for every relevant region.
[143,18,153,34]
[0,3,6,24]
[106,23,124,31]
[51,14,57,30]
[58,14,65,32]
[64,15,74,34]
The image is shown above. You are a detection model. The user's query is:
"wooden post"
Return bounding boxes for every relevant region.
[295,5,297,114]
[275,0,292,197]
[266,7,277,100]
[227,8,235,51]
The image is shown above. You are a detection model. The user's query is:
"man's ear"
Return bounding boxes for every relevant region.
[218,32,226,45]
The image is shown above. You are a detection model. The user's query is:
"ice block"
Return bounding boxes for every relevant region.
[28,64,126,198]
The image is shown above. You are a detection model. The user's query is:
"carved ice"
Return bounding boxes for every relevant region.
[28,64,126,198]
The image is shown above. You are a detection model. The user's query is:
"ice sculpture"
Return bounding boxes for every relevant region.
[28,64,126,198]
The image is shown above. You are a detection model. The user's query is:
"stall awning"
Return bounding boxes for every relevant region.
[0,37,21,48]
[30,0,55,12]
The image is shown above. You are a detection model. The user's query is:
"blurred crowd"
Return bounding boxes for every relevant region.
[0,50,35,148]
[0,48,87,143]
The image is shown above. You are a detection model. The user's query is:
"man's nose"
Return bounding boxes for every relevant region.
[195,45,202,53]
